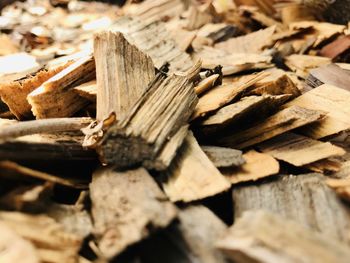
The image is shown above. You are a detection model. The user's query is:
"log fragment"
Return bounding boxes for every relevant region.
[217,210,350,263]
[232,173,350,242]
[218,106,324,149]
[258,132,346,166]
[90,166,177,259]
[283,84,350,139]
[163,132,230,202]
[201,146,245,168]
[97,63,200,168]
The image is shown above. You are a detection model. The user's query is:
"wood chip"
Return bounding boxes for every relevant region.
[163,132,230,202]
[90,166,177,259]
[73,80,97,101]
[201,145,245,168]
[285,54,331,78]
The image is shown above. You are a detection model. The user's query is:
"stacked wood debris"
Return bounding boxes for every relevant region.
[0,0,350,262]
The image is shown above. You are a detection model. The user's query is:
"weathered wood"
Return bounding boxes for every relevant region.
[218,106,324,149]
[192,72,268,119]
[163,132,230,202]
[223,150,279,184]
[98,63,200,168]
[90,166,177,259]
[195,74,220,95]
[285,54,331,78]
[327,177,350,203]
[94,31,155,121]
[0,63,69,120]
[27,56,94,119]
[217,210,350,263]
[73,80,97,101]
[201,146,245,168]
[303,158,342,173]
[320,35,350,60]
[258,132,346,166]
[232,173,350,242]
[283,84,350,139]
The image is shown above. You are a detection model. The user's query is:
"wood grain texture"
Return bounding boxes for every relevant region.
[232,173,350,242]
[201,146,245,168]
[258,132,345,166]
[163,132,230,202]
[218,106,324,149]
[217,210,350,263]
[283,84,350,139]
[284,54,331,78]
[90,166,177,259]
[73,80,96,101]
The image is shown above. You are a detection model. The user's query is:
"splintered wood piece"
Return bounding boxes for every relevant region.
[0,117,92,140]
[283,84,350,139]
[285,54,331,78]
[232,173,350,242]
[217,210,350,263]
[163,132,230,202]
[110,16,193,72]
[215,26,276,53]
[170,28,196,52]
[98,62,200,168]
[0,63,70,120]
[144,125,189,171]
[223,150,279,184]
[90,166,177,259]
[192,72,268,119]
[258,132,345,166]
[320,35,350,60]
[199,95,290,133]
[27,56,95,119]
[195,47,272,75]
[0,221,39,263]
[94,31,155,121]
[195,74,220,95]
[218,106,324,149]
[184,4,215,30]
[201,146,245,168]
[303,159,342,173]
[0,133,95,161]
[250,68,301,97]
[327,177,350,203]
[307,64,350,91]
[0,211,82,263]
[73,80,97,101]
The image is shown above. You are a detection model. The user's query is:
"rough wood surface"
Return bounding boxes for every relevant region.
[217,210,350,263]
[258,132,345,166]
[73,80,97,101]
[163,132,230,202]
[223,150,279,184]
[284,54,331,78]
[90,166,177,259]
[283,84,350,139]
[94,31,155,121]
[201,146,245,168]
[232,173,350,242]
[218,106,324,149]
[98,63,200,168]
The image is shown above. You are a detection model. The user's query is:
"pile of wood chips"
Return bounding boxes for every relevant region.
[0,0,350,262]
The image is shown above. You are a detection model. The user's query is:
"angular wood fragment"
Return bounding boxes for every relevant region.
[90,166,177,259]
[303,159,342,173]
[285,54,331,78]
[218,106,324,149]
[199,95,290,133]
[184,4,216,30]
[73,80,97,101]
[0,63,69,119]
[98,63,200,168]
[28,56,95,119]
[170,28,196,52]
[202,146,245,168]
[223,150,279,184]
[283,84,350,138]
[94,31,155,121]
[217,210,350,263]
[163,132,230,202]
[192,72,268,119]
[258,132,345,166]
[232,173,350,242]
[195,74,220,95]
[215,26,276,53]
[320,35,350,60]
[327,177,350,203]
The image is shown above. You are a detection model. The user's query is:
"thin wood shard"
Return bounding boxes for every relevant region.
[283,84,350,139]
[162,132,230,202]
[94,31,155,121]
[232,173,350,242]
[90,166,177,259]
[218,106,324,149]
[73,80,97,101]
[217,210,350,263]
[223,150,279,184]
[258,132,346,166]
[201,146,245,168]
[98,63,200,168]
[27,56,95,119]
[0,63,70,120]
